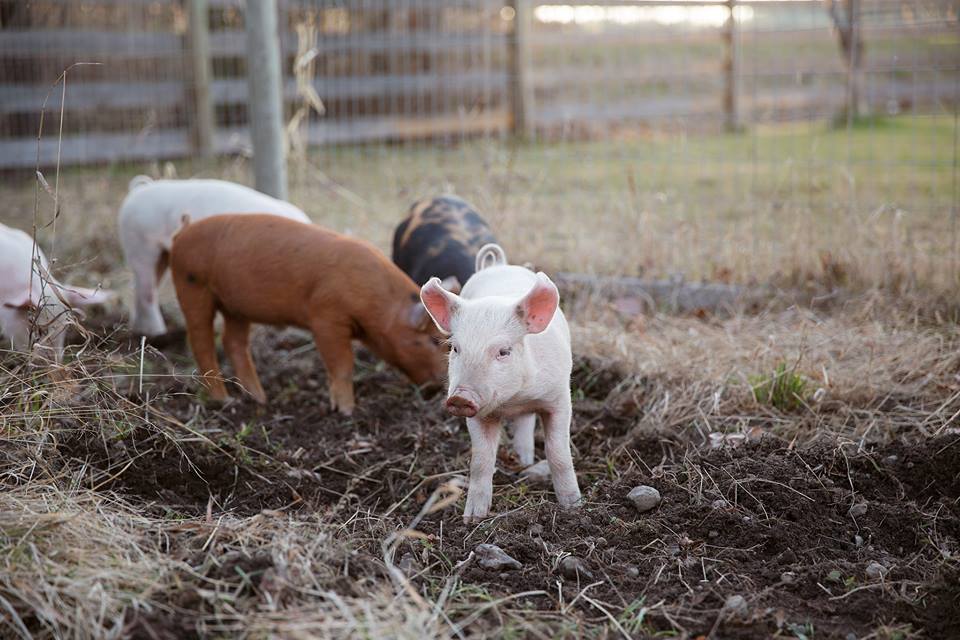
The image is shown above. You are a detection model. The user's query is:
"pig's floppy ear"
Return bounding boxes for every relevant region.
[517,272,559,334]
[420,277,459,334]
[440,276,462,295]
[3,292,36,312]
[59,285,114,307]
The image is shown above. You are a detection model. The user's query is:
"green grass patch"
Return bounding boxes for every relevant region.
[750,362,809,411]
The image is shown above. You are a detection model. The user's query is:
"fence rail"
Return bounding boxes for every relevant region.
[0,0,957,169]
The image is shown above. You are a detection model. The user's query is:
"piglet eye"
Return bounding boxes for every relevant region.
[498,347,512,358]
[451,344,460,354]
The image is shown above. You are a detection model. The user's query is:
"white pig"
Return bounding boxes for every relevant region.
[0,222,113,361]
[420,243,581,522]
[117,176,311,336]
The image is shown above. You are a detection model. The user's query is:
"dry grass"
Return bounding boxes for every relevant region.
[1,115,959,638]
[3,115,958,316]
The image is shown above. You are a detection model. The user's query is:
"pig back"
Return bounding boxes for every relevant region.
[171,214,412,328]
[393,196,496,286]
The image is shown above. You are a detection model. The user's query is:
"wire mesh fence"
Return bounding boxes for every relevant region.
[1,0,958,288]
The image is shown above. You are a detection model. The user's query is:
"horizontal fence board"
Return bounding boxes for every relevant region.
[0,30,184,56]
[209,30,506,57]
[2,129,191,169]
[0,73,507,116]
[216,107,509,151]
[0,81,186,114]
[303,108,510,144]
[211,70,508,105]
[215,0,498,7]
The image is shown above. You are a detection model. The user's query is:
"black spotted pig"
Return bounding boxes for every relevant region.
[392,195,497,291]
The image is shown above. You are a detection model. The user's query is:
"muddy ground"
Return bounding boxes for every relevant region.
[35,314,959,640]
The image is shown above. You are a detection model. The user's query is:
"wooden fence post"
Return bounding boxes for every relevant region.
[509,0,533,139]
[244,0,288,200]
[846,0,863,120]
[188,0,215,158]
[722,0,740,132]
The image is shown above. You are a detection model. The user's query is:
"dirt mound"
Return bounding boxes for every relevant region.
[35,319,960,637]
[410,434,960,638]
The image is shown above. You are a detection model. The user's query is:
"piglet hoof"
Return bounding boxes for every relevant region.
[557,492,583,509]
[462,512,490,525]
[205,390,230,405]
[332,402,354,417]
[462,494,492,524]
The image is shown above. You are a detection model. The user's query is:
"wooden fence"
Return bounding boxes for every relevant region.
[0,0,956,169]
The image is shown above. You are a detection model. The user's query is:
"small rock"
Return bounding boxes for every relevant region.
[398,552,419,576]
[527,523,544,538]
[723,594,749,618]
[627,485,662,513]
[854,535,864,547]
[559,555,594,580]
[626,566,640,578]
[521,460,551,485]
[848,502,868,518]
[595,536,607,548]
[711,498,731,510]
[475,544,521,571]
[708,530,719,539]
[780,571,797,584]
[865,561,888,580]
[883,455,898,465]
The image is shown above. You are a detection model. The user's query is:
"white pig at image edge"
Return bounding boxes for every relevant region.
[0,222,113,363]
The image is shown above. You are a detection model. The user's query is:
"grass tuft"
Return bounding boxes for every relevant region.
[750,361,809,412]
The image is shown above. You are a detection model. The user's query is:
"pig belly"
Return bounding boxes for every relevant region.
[207,275,312,329]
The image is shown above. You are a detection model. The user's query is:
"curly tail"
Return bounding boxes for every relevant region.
[475,243,507,272]
[128,175,154,191]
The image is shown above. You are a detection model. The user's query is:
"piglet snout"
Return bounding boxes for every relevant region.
[445,388,479,417]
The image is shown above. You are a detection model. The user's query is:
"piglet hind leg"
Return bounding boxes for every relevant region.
[541,397,582,509]
[177,284,228,401]
[128,249,168,336]
[511,413,536,467]
[222,314,266,403]
[310,321,356,415]
[463,416,503,523]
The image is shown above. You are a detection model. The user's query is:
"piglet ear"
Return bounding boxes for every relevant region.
[420,277,459,334]
[440,276,461,295]
[59,285,114,307]
[517,272,559,334]
[3,292,35,311]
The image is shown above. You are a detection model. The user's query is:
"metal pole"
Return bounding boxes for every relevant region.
[188,0,215,158]
[723,0,740,132]
[244,0,288,200]
[509,0,533,140]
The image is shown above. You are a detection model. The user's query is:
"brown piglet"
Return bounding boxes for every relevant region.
[170,214,448,414]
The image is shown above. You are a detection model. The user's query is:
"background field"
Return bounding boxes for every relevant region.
[2,0,960,638]
[4,112,960,638]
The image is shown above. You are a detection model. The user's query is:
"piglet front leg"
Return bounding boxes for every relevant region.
[541,396,581,509]
[463,416,502,523]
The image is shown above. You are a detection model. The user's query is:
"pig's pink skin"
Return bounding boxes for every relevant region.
[117,176,310,337]
[0,222,113,362]
[421,245,581,522]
